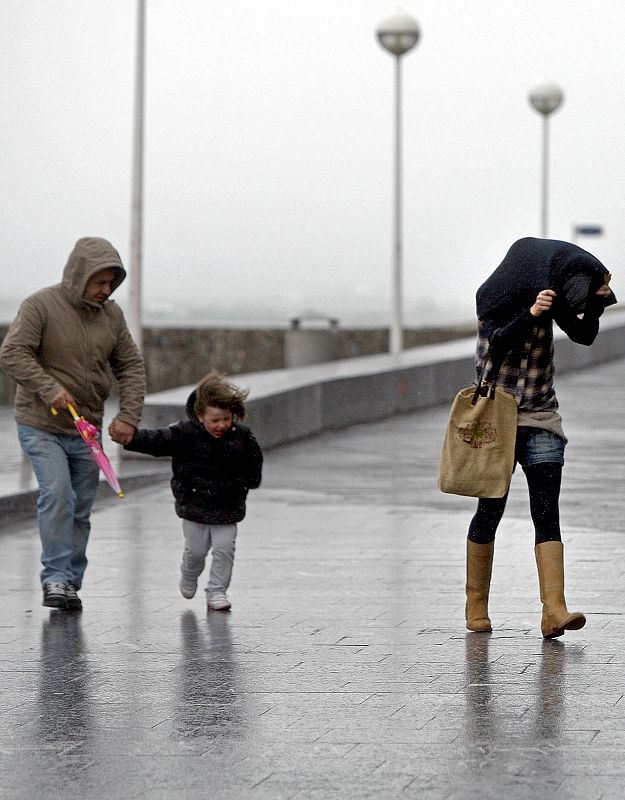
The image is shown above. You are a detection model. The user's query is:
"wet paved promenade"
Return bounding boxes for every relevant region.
[1,359,624,799]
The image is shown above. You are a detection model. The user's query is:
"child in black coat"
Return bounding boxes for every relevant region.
[125,371,263,610]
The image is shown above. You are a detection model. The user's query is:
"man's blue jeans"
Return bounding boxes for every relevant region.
[18,424,100,589]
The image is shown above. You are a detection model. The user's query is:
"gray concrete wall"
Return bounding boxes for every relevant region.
[142,324,475,391]
[137,310,625,451]
[553,316,625,372]
[0,322,475,401]
[3,312,622,444]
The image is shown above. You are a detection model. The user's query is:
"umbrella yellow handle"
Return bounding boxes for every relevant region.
[66,402,80,420]
[49,403,80,420]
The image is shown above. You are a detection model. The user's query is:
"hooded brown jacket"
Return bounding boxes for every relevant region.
[0,237,145,435]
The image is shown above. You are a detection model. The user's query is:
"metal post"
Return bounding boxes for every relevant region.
[390,54,403,355]
[376,11,419,356]
[541,113,549,239]
[128,0,145,351]
[529,82,563,240]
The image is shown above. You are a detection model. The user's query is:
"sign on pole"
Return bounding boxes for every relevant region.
[574,225,603,236]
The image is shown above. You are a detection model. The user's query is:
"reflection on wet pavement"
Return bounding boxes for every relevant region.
[0,359,624,798]
[173,610,241,740]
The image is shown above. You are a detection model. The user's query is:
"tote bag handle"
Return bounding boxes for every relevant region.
[471,342,503,405]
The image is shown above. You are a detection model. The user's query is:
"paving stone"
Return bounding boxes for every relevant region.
[0,359,624,798]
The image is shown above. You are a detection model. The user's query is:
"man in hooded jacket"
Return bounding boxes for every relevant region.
[0,237,145,611]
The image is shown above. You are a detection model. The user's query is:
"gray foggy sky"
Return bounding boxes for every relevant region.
[1,0,624,327]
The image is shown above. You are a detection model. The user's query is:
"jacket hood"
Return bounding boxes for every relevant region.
[61,237,126,305]
[186,390,199,423]
[476,237,616,321]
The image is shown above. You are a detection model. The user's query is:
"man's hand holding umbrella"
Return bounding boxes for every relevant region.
[50,389,76,410]
[51,395,126,498]
[52,390,135,446]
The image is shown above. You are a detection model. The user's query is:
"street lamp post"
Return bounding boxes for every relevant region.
[528,81,564,239]
[128,0,146,351]
[376,10,420,355]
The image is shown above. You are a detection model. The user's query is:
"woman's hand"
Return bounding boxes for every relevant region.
[595,272,612,298]
[530,289,557,317]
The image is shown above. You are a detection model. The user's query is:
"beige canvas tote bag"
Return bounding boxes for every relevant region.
[438,371,517,499]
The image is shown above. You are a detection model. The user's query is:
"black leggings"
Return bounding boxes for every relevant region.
[467,462,562,546]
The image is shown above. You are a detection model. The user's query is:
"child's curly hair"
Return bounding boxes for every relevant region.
[194,370,249,420]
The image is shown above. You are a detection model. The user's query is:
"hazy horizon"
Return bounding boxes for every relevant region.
[0,291,474,330]
[1,1,623,329]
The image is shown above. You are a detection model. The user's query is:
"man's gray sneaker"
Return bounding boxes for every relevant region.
[42,582,67,609]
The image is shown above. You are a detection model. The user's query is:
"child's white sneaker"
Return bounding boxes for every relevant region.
[179,576,197,599]
[207,592,231,611]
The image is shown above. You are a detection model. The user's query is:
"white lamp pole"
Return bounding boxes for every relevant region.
[376,10,420,355]
[528,81,564,239]
[128,0,146,351]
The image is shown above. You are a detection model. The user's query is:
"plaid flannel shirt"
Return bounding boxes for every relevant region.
[475,318,558,412]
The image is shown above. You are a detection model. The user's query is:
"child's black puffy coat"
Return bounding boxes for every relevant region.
[125,390,263,524]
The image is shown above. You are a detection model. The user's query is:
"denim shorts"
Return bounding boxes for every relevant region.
[515,427,565,467]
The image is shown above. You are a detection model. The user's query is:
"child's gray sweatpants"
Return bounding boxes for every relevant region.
[181,519,237,595]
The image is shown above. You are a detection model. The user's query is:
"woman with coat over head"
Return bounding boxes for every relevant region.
[465,237,616,638]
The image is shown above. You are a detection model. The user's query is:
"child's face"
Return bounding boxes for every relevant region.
[197,405,233,438]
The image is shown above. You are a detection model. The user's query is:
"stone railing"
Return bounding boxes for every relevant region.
[137,310,625,450]
[0,323,475,403]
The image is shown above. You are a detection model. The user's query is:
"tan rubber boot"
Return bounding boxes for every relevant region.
[465,540,494,632]
[535,541,586,639]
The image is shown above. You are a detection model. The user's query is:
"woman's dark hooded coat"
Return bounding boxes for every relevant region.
[473,237,617,377]
[476,237,616,325]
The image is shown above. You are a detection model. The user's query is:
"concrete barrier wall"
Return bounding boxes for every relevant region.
[2,312,622,447]
[554,317,625,372]
[242,354,487,448]
[144,324,475,390]
[0,322,475,401]
[138,310,625,451]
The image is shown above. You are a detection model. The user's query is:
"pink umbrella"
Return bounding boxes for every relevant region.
[52,403,124,498]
